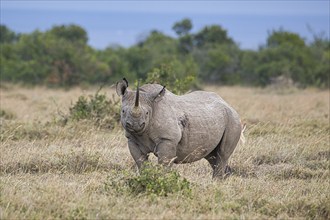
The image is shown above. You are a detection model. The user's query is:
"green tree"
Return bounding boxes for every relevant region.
[267,29,306,48]
[194,44,240,83]
[44,28,109,85]
[3,31,51,84]
[145,57,197,95]
[49,24,88,44]
[2,21,328,89]
[238,50,260,86]
[172,19,194,54]
[97,45,131,83]
[0,25,19,43]
[125,30,178,80]
[308,36,330,88]
[191,24,239,83]
[178,35,193,54]
[1,25,109,86]
[194,25,234,48]
[172,18,192,36]
[254,30,315,86]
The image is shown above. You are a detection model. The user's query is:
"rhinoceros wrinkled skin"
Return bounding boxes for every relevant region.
[116,78,242,179]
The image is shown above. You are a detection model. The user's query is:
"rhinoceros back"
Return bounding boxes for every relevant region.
[139,85,240,163]
[172,91,240,163]
[140,84,165,93]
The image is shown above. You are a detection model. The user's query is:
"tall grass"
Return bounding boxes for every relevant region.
[0,84,329,219]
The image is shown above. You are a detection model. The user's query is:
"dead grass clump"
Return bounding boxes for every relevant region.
[307,150,330,161]
[293,120,330,138]
[257,197,329,219]
[271,166,328,180]
[253,154,289,165]
[247,120,329,139]
[0,108,16,120]
[284,198,328,219]
[230,165,258,178]
[0,122,51,141]
[0,119,117,143]
[304,160,330,171]
[0,148,125,175]
[5,92,28,101]
[214,177,329,219]
[248,122,283,136]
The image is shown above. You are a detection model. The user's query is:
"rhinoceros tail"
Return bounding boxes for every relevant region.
[239,122,247,145]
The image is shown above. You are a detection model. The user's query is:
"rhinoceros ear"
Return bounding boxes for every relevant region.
[153,86,166,102]
[116,78,128,96]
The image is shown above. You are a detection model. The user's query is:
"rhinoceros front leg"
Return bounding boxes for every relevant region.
[127,139,148,170]
[155,140,178,166]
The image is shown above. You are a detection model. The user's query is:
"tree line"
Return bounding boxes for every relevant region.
[1,18,329,89]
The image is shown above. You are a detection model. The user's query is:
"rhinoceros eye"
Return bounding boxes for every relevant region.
[146,111,149,115]
[122,109,125,113]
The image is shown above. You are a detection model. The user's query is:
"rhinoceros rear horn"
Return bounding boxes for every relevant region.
[116,78,128,96]
[135,81,140,107]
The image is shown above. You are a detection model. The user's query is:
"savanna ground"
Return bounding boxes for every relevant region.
[0,83,329,219]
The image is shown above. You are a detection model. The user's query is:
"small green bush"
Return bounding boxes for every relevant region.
[68,89,120,129]
[104,163,191,197]
[126,163,191,196]
[0,109,15,119]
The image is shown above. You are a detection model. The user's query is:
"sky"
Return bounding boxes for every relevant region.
[1,1,329,50]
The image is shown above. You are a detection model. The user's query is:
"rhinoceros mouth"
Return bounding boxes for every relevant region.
[126,122,145,134]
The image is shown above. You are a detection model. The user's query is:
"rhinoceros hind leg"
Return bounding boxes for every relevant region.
[207,125,240,179]
[204,148,217,171]
[225,165,232,176]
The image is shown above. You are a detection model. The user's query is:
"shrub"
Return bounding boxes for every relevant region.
[104,163,191,197]
[126,163,191,196]
[0,109,15,119]
[68,88,120,129]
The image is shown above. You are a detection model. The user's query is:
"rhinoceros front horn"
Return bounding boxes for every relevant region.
[135,81,140,107]
[131,82,141,118]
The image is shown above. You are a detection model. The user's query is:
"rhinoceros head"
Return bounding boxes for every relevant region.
[116,78,165,134]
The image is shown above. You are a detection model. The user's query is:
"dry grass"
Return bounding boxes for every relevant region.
[0,84,329,219]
